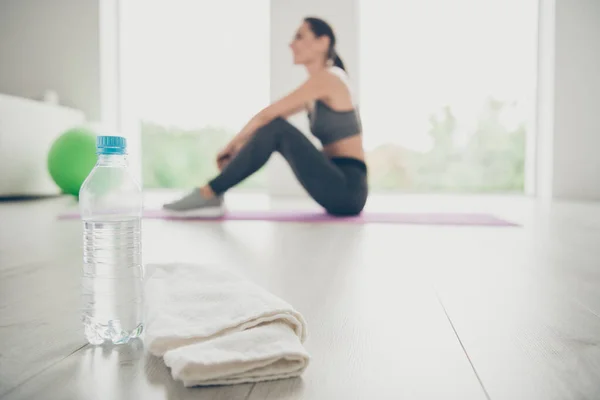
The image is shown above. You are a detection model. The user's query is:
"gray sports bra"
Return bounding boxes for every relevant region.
[305,66,362,146]
[307,100,362,146]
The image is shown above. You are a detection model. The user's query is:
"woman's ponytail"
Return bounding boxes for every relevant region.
[305,17,346,72]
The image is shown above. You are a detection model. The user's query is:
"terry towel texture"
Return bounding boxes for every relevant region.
[144,263,309,386]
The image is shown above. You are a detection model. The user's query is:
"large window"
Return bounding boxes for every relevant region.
[120,0,538,194]
[120,0,270,189]
[360,0,538,193]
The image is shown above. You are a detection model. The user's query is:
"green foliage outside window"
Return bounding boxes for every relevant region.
[141,98,526,193]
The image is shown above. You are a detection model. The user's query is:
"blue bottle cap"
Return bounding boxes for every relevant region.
[97,135,127,155]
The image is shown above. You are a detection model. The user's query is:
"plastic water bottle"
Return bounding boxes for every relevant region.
[79,136,144,345]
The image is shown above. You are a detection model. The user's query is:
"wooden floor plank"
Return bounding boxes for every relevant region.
[418,224,600,400]
[2,341,253,400]
[0,201,88,397]
[240,223,486,400]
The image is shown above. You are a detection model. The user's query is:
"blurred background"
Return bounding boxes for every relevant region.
[1,0,598,205]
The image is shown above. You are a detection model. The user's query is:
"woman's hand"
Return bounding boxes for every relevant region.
[216,144,234,171]
[216,136,247,171]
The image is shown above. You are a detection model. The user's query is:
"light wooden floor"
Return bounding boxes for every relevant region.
[1,194,600,399]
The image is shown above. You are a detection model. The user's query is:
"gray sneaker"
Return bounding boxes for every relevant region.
[162,188,225,217]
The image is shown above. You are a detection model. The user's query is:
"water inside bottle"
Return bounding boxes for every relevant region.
[82,216,144,345]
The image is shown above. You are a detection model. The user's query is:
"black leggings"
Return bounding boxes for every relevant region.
[209,117,368,216]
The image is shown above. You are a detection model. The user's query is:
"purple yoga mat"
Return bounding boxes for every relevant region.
[58,209,518,226]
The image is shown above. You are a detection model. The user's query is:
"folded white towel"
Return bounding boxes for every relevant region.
[144,263,310,386]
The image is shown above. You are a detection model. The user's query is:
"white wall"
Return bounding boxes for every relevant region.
[537,0,600,201]
[0,0,102,120]
[268,0,358,196]
[535,0,556,202]
[551,0,600,200]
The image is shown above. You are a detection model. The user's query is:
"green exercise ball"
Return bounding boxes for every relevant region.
[47,127,97,196]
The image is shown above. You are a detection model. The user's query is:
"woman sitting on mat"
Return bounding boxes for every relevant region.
[163,17,368,217]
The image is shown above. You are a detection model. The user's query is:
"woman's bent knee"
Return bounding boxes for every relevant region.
[251,117,292,145]
[257,117,288,135]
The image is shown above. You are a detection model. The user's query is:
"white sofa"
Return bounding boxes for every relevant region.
[0,93,85,197]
